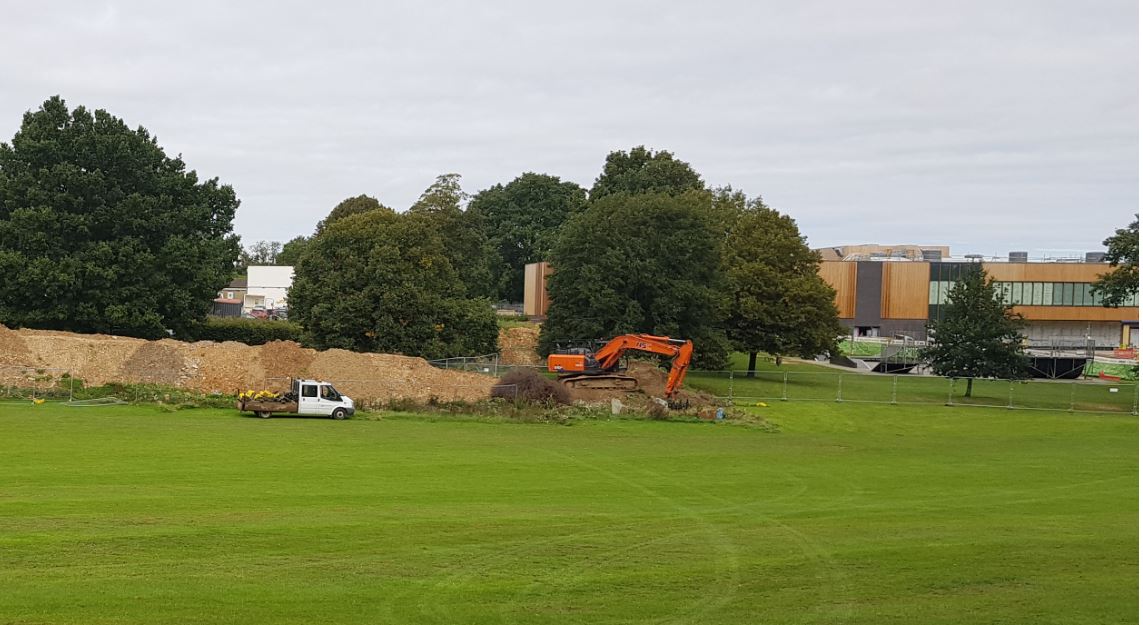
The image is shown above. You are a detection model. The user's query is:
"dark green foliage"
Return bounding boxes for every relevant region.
[276,235,311,266]
[492,369,571,405]
[0,96,240,339]
[181,317,302,345]
[289,208,498,359]
[538,191,729,369]
[468,172,587,302]
[921,265,1028,397]
[408,173,497,299]
[723,190,843,371]
[315,194,389,234]
[589,146,704,200]
[1093,216,1138,307]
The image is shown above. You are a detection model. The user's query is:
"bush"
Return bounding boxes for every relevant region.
[180,318,302,345]
[492,369,570,405]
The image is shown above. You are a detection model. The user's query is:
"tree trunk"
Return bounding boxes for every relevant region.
[747,351,757,378]
[964,377,974,398]
[774,354,783,367]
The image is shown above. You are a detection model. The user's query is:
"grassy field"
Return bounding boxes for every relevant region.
[686,354,1138,414]
[0,400,1136,624]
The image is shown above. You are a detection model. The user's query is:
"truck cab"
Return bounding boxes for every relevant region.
[293,379,355,419]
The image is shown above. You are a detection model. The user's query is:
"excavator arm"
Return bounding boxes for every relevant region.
[588,334,694,398]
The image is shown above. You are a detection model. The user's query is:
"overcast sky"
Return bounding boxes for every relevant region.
[0,1,1137,257]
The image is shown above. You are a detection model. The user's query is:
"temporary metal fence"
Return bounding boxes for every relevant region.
[428,354,547,377]
[685,370,1138,415]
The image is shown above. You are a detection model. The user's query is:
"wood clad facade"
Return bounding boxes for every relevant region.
[1013,305,1137,321]
[980,262,1110,283]
[523,262,553,317]
[817,261,856,318]
[880,263,930,319]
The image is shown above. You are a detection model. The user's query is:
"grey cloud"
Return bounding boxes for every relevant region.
[0,0,1135,255]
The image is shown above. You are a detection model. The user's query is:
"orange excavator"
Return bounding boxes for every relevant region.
[547,334,694,398]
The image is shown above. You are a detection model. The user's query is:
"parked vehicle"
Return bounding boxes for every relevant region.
[237,379,355,419]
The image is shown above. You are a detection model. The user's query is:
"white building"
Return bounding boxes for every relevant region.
[244,266,294,314]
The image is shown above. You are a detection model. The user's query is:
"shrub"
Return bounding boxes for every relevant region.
[180,318,302,345]
[492,369,570,405]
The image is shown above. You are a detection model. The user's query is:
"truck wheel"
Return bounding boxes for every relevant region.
[331,408,348,420]
[257,411,271,419]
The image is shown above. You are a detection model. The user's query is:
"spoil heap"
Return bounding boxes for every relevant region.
[0,325,493,403]
[497,326,541,366]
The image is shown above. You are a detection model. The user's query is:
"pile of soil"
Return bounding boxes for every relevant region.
[0,325,30,366]
[498,326,541,366]
[259,340,316,382]
[118,340,188,386]
[20,331,142,385]
[0,324,493,404]
[307,348,492,403]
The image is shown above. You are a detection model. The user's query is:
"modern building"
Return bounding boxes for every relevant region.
[523,253,1139,349]
[523,262,553,318]
[816,243,950,262]
[818,256,1136,347]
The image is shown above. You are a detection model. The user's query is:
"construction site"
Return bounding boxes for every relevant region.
[0,323,714,410]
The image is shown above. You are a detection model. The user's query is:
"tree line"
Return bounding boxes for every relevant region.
[0,96,1135,374]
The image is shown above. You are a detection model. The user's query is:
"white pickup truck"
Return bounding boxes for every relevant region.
[237,379,355,419]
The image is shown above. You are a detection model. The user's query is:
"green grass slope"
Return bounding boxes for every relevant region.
[0,402,1136,624]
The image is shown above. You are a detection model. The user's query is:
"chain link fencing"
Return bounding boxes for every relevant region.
[685,370,1138,415]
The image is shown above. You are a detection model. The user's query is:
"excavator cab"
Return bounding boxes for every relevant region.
[547,347,606,374]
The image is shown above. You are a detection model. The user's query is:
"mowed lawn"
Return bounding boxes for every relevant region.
[0,401,1136,624]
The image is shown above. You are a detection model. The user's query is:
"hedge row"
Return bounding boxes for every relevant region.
[181,318,303,345]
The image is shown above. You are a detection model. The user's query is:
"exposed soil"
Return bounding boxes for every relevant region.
[119,340,188,386]
[0,324,493,404]
[564,361,717,408]
[0,324,30,366]
[497,326,541,366]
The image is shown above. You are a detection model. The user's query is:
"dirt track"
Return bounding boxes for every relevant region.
[0,325,495,403]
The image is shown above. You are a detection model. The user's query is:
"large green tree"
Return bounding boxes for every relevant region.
[921,264,1027,397]
[276,235,311,266]
[468,172,587,302]
[1092,216,1138,307]
[589,146,704,200]
[276,195,390,269]
[288,209,498,358]
[0,96,240,338]
[538,190,729,368]
[408,174,497,299]
[723,192,843,374]
[315,194,388,234]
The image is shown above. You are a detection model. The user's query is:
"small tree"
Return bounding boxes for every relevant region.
[921,265,1027,397]
[238,240,282,268]
[723,193,843,374]
[1092,216,1138,307]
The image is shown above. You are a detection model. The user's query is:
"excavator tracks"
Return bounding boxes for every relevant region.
[560,374,639,391]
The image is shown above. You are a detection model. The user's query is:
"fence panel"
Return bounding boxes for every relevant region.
[947,378,1013,409]
[836,374,895,404]
[1071,381,1137,414]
